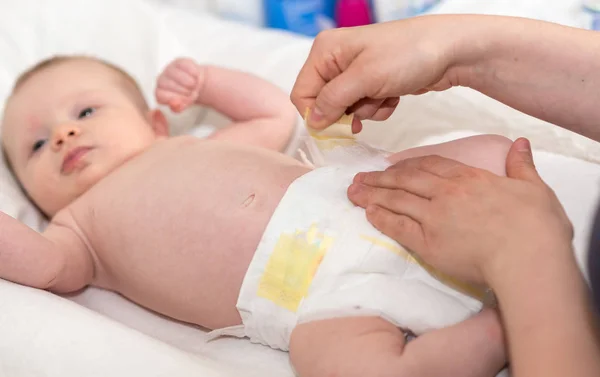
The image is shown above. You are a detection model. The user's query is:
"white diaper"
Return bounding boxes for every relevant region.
[208,164,486,351]
[206,114,488,351]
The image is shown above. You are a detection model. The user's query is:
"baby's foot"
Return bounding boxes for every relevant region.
[155,58,204,113]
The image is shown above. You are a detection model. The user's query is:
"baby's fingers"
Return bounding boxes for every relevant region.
[167,66,197,89]
[169,98,195,113]
[155,88,176,106]
[174,58,201,78]
[155,89,189,113]
[157,75,193,96]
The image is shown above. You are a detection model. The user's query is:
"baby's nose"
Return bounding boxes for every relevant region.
[51,124,81,150]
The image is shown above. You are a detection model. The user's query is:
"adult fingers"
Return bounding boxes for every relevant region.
[370,97,400,121]
[348,97,400,122]
[365,205,427,254]
[505,138,544,185]
[291,31,358,126]
[347,184,429,222]
[353,163,445,199]
[310,61,373,129]
[290,55,327,124]
[351,117,363,134]
[348,98,386,120]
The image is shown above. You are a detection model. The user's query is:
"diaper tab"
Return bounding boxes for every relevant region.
[298,110,391,167]
[304,108,356,140]
[205,325,246,342]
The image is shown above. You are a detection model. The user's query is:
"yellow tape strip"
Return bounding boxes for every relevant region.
[304,108,356,140]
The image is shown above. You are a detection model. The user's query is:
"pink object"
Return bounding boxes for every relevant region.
[335,0,373,27]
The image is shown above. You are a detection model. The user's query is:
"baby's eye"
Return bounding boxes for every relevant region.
[78,107,95,119]
[32,139,46,153]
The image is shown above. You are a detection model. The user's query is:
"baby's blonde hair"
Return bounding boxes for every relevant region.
[11,54,149,111]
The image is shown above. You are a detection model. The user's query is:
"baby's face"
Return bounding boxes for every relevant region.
[1,59,166,217]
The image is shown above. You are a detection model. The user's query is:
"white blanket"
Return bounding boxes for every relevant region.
[0,1,599,376]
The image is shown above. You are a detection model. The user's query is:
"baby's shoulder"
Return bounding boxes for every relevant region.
[165,135,201,147]
[49,204,89,237]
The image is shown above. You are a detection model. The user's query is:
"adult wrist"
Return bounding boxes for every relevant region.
[483,239,577,296]
[443,14,513,90]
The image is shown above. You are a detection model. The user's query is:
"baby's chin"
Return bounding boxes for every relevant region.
[70,162,117,197]
[33,153,138,217]
[35,166,111,217]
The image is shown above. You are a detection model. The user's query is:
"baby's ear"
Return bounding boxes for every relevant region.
[148,109,169,137]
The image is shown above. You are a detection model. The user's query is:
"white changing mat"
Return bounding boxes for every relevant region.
[1,1,600,377]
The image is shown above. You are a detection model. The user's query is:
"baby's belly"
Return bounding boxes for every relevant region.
[76,138,312,329]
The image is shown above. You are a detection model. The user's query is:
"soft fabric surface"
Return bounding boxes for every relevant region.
[0,0,598,376]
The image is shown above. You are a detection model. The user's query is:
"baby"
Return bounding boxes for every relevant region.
[0,56,508,377]
[155,57,297,151]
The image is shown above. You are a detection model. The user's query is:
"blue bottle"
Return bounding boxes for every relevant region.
[264,0,335,37]
[583,0,600,30]
[323,0,336,20]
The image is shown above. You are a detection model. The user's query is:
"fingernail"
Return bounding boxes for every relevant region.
[354,173,365,183]
[351,119,363,134]
[310,107,323,125]
[515,138,531,152]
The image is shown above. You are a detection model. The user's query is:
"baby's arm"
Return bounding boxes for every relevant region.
[199,65,297,149]
[0,211,93,293]
[156,58,297,151]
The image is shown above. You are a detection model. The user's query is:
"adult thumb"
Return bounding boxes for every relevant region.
[311,64,366,129]
[505,137,542,183]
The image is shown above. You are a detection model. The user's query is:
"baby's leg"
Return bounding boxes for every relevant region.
[386,134,512,177]
[289,309,506,377]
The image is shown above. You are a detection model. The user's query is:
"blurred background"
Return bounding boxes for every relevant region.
[148,0,600,36]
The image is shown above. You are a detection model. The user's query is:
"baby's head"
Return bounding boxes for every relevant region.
[1,55,168,217]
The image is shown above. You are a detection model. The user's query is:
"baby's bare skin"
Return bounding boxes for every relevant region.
[59,136,310,329]
[0,56,509,377]
[46,132,510,334]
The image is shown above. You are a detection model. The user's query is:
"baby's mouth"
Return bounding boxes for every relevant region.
[61,146,93,174]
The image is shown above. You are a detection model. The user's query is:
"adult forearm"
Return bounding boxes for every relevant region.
[458,16,600,141]
[488,246,600,377]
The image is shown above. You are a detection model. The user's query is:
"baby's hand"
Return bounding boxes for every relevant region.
[155,58,205,113]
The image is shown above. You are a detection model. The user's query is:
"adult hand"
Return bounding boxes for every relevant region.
[347,138,600,377]
[346,138,574,285]
[290,16,477,132]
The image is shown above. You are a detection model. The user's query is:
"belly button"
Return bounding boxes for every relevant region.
[242,193,256,207]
